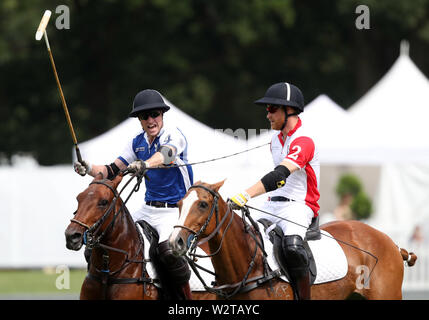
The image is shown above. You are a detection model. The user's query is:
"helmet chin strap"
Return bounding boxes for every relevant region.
[280,107,300,131]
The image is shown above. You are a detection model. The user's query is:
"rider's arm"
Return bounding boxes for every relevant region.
[146,145,177,167]
[88,158,127,178]
[245,161,299,198]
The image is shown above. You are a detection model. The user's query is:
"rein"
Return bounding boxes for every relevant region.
[150,142,270,169]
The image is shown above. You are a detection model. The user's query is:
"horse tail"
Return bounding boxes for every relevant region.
[399,248,417,267]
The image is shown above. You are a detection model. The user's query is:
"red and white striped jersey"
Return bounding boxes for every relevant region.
[269,118,320,216]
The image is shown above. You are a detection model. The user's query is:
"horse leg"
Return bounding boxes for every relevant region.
[358,240,404,300]
[80,277,103,300]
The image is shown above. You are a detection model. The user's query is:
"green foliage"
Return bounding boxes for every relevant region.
[335,174,362,198]
[350,191,373,220]
[2,0,429,164]
[335,173,373,220]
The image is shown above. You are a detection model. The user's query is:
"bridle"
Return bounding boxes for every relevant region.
[69,175,155,297]
[70,179,122,248]
[174,184,274,299]
[174,184,235,257]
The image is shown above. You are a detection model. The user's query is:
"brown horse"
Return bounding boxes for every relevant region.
[169,180,417,300]
[65,173,214,300]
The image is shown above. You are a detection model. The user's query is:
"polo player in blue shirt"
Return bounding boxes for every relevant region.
[74,89,193,299]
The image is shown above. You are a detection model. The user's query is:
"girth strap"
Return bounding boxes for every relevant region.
[86,272,157,285]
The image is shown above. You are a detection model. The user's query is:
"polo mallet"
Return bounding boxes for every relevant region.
[35,10,83,163]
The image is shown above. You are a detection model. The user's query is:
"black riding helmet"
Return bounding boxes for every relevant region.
[254,82,304,113]
[129,89,170,117]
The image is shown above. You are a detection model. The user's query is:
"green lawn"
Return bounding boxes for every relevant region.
[0,269,87,294]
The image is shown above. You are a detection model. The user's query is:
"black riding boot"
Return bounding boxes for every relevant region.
[282,235,311,300]
[157,240,192,300]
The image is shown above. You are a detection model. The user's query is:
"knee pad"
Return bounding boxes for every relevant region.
[282,235,309,270]
[157,241,191,284]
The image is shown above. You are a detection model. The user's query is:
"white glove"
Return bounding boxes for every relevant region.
[127,160,149,175]
[228,191,251,210]
[74,160,91,176]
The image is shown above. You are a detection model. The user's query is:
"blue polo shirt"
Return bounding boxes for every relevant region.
[118,125,193,204]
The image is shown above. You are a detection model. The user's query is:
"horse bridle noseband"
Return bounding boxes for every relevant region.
[70,180,121,248]
[174,184,235,256]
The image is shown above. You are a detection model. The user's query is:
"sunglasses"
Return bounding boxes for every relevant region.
[138,110,162,121]
[266,105,280,113]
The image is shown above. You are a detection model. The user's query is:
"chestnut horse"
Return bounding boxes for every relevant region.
[169,181,417,300]
[65,173,214,300]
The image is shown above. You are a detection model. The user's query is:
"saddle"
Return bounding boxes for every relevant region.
[136,220,159,259]
[258,217,319,285]
[135,220,163,285]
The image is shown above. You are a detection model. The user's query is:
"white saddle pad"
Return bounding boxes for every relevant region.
[258,221,348,284]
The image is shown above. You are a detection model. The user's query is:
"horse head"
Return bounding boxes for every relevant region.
[65,173,123,251]
[169,180,227,256]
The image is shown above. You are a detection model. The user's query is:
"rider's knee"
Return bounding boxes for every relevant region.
[282,235,309,269]
[157,240,191,284]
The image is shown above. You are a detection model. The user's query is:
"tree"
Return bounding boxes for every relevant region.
[2,0,429,165]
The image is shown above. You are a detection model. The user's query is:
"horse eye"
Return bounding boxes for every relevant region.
[98,199,109,207]
[198,201,208,210]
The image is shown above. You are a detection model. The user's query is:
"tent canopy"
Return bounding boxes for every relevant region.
[348,50,429,163]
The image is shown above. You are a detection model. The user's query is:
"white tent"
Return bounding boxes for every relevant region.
[347,46,429,243]
[0,157,88,268]
[348,48,429,164]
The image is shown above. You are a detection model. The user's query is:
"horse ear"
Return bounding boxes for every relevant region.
[112,174,123,188]
[212,179,226,192]
[94,172,104,180]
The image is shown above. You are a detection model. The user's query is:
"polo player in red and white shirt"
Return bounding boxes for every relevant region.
[229,82,319,300]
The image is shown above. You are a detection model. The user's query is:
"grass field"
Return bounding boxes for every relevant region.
[0,268,87,295]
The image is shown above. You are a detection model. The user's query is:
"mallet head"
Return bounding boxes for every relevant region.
[35,10,52,41]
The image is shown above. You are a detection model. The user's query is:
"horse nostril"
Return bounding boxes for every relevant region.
[177,237,184,250]
[68,232,82,243]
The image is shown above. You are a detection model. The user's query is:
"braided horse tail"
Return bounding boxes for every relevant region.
[399,247,417,266]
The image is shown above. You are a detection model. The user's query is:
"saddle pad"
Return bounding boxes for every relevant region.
[136,224,215,291]
[258,221,348,284]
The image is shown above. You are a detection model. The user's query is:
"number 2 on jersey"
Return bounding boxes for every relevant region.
[288,145,302,160]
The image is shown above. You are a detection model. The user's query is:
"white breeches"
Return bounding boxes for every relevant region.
[252,200,314,239]
[132,203,180,243]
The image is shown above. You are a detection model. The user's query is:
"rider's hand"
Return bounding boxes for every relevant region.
[74,160,91,176]
[228,191,251,210]
[127,160,148,175]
